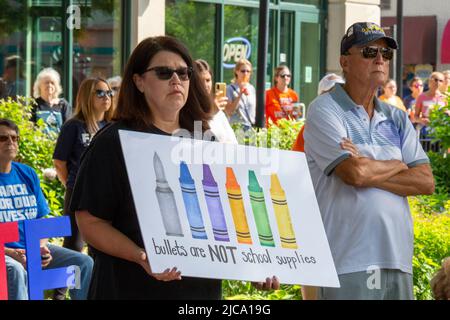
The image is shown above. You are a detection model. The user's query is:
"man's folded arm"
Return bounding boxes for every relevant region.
[373,163,435,196]
[334,157,408,188]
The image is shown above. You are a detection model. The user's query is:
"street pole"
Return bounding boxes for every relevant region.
[62,0,74,107]
[396,0,403,97]
[255,0,269,128]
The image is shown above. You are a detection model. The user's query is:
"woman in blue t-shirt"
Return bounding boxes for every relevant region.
[52,77,113,299]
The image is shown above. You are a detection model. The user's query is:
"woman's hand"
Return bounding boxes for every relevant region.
[11,249,27,268]
[136,249,182,282]
[252,276,280,291]
[340,138,361,158]
[214,92,228,111]
[239,83,249,96]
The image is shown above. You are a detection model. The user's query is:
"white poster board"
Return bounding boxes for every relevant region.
[119,130,339,288]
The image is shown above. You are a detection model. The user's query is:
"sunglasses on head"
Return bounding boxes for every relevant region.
[279,74,291,79]
[348,46,394,61]
[95,89,114,98]
[0,134,19,143]
[143,66,193,81]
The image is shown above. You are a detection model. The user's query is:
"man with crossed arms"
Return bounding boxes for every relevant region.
[304,22,435,300]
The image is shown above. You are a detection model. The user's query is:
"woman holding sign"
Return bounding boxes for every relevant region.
[70,36,278,299]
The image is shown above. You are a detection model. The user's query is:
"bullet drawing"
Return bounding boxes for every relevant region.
[270,174,298,249]
[202,164,229,242]
[153,152,183,237]
[179,162,208,239]
[225,167,252,244]
[248,171,275,247]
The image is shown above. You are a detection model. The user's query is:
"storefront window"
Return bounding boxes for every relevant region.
[166,0,216,74]
[73,0,124,99]
[0,0,125,103]
[281,0,322,7]
[223,5,259,85]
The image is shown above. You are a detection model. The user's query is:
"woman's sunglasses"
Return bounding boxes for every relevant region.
[346,46,394,61]
[0,134,19,143]
[143,66,193,81]
[95,90,114,99]
[413,83,423,89]
[433,78,444,83]
[279,74,291,79]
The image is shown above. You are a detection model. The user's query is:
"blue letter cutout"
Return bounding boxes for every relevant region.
[23,216,73,300]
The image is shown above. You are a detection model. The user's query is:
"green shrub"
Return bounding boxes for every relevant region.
[232,119,303,150]
[427,151,450,196]
[410,198,450,300]
[0,97,64,217]
[429,104,450,151]
[223,280,301,300]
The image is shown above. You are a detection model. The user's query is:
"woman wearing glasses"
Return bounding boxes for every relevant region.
[265,65,299,126]
[195,59,237,144]
[31,68,72,135]
[403,77,424,121]
[414,72,446,137]
[68,36,278,300]
[379,79,407,112]
[225,59,256,129]
[52,78,113,299]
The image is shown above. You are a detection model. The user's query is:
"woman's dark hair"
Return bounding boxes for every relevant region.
[408,76,422,88]
[195,59,212,76]
[115,36,212,132]
[0,118,19,134]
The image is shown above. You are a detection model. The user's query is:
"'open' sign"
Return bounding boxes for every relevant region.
[223,37,252,69]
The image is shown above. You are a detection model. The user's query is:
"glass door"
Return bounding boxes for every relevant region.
[278,10,321,109]
[298,19,321,107]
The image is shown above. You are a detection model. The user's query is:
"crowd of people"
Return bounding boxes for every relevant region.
[0,21,449,300]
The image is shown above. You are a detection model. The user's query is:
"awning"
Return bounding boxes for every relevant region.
[441,20,450,64]
[381,16,437,65]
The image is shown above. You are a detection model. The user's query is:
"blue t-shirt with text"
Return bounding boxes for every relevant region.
[0,162,50,249]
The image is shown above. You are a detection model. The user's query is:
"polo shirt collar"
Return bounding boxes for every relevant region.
[331,83,387,115]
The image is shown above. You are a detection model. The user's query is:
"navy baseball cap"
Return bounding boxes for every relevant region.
[340,22,398,55]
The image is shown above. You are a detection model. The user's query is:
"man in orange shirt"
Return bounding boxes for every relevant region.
[265,65,299,126]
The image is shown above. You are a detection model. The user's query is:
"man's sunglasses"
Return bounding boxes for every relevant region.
[0,134,19,143]
[347,46,394,61]
[143,66,193,81]
[95,89,114,99]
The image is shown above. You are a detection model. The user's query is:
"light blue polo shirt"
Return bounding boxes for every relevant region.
[304,84,429,275]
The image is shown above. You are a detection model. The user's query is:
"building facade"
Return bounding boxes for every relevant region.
[0,0,381,109]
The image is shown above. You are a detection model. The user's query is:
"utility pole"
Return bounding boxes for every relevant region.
[255,0,269,128]
[396,0,403,97]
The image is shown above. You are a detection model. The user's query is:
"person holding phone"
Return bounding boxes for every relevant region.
[225,59,256,129]
[195,59,237,144]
